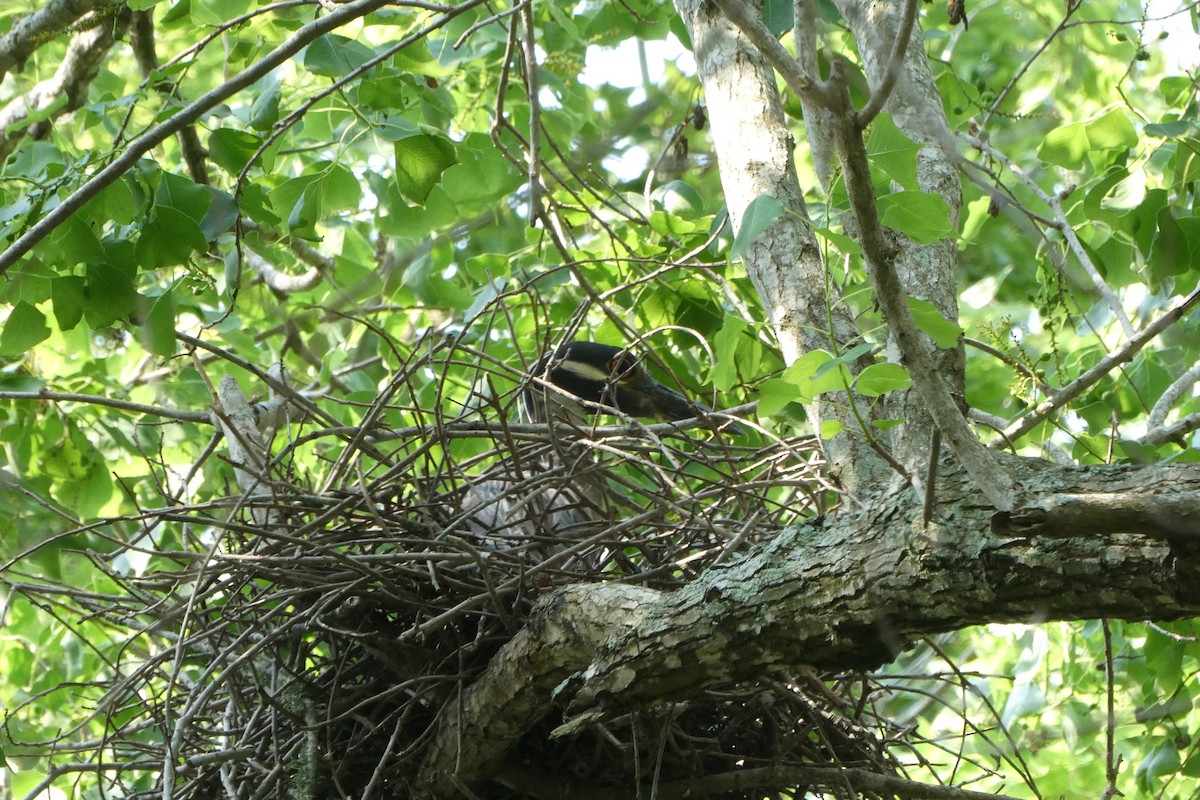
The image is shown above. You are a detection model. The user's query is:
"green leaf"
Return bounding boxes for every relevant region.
[84,263,137,328]
[1038,121,1090,168]
[1144,120,1195,138]
[249,75,282,131]
[876,191,954,244]
[1085,108,1138,151]
[866,114,920,190]
[209,128,264,175]
[1160,75,1193,105]
[136,205,208,268]
[51,276,87,331]
[814,226,862,257]
[440,134,522,205]
[653,180,704,214]
[712,315,748,392]
[0,301,51,356]
[1001,680,1046,727]
[757,377,800,417]
[1039,110,1138,168]
[137,291,177,356]
[1136,740,1182,788]
[1170,138,1200,188]
[158,171,213,220]
[304,34,377,78]
[1148,208,1192,279]
[730,195,785,258]
[394,134,458,205]
[855,363,912,397]
[39,212,105,266]
[762,0,794,36]
[780,350,852,405]
[819,419,843,439]
[201,187,241,240]
[271,162,364,238]
[907,297,963,348]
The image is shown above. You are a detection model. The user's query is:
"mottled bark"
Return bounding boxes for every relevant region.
[676,0,889,494]
[833,0,968,464]
[414,457,1200,798]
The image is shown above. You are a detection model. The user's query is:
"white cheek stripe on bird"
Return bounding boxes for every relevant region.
[554,360,618,382]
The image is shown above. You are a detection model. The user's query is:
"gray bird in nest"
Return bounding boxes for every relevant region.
[459,341,742,554]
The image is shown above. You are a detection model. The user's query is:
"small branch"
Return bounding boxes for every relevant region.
[1141,411,1200,448]
[994,490,1200,539]
[1148,361,1200,430]
[963,336,1052,395]
[711,0,833,106]
[128,9,210,185]
[981,0,1081,129]
[520,0,542,225]
[0,0,398,276]
[1100,620,1122,800]
[997,285,1200,444]
[823,67,1018,511]
[922,427,940,526]
[0,389,211,423]
[0,19,117,163]
[0,0,122,81]
[244,247,323,293]
[963,134,1134,339]
[855,0,920,128]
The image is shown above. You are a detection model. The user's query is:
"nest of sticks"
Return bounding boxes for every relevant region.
[8,333,965,800]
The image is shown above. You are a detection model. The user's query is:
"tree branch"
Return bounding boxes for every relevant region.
[0,16,118,163]
[0,0,122,81]
[0,0,400,276]
[821,66,1018,510]
[413,456,1200,797]
[996,285,1200,444]
[855,0,921,128]
[710,0,833,105]
[496,762,1024,800]
[676,0,890,494]
[964,133,1135,338]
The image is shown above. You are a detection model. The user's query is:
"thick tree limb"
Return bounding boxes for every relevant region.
[413,457,1200,798]
[0,0,122,81]
[0,17,118,163]
[495,762,1022,800]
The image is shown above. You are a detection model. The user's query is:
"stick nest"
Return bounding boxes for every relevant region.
[5,338,947,800]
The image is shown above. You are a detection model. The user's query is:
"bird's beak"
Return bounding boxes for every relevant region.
[617,373,746,435]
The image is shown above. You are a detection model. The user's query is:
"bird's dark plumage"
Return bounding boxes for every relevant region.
[524,341,712,425]
[461,340,739,549]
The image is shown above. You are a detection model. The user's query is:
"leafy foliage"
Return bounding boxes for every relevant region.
[0,0,1198,797]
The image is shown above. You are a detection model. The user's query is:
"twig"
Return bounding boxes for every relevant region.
[0,0,399,276]
[1148,361,1200,430]
[997,285,1200,444]
[0,389,211,423]
[822,65,1018,511]
[1141,411,1200,448]
[1099,620,1123,800]
[710,0,834,106]
[856,0,921,128]
[963,133,1134,339]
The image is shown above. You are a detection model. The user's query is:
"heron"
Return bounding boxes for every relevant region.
[457,341,739,555]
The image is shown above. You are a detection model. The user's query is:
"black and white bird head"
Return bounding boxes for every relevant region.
[522,341,738,430]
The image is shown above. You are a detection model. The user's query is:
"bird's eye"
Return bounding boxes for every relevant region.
[609,353,638,379]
